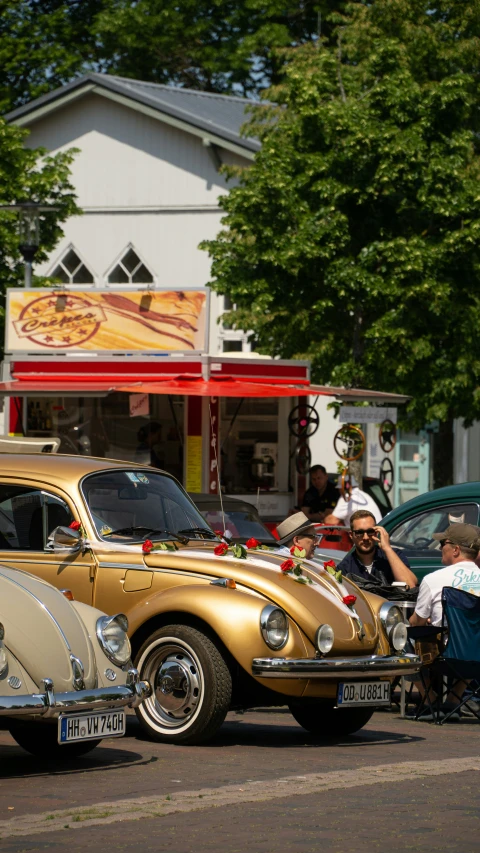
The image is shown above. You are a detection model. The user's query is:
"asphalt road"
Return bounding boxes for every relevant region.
[0,707,479,852]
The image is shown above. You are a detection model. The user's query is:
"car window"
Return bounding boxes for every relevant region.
[82,470,207,541]
[0,485,73,551]
[389,503,479,556]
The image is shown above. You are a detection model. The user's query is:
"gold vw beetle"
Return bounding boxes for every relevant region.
[0,455,419,744]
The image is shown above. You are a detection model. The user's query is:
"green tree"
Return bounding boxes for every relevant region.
[0,118,79,343]
[94,0,344,97]
[202,0,480,429]
[0,0,106,113]
[0,0,345,112]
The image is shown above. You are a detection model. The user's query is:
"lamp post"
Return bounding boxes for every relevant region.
[0,201,60,287]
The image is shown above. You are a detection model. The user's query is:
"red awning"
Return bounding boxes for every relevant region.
[0,373,409,403]
[117,377,330,398]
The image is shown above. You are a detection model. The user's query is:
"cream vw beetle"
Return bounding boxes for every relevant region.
[0,564,150,757]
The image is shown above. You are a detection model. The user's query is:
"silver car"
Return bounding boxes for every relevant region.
[0,564,150,757]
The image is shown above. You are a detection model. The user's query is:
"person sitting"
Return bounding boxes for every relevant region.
[274,511,319,560]
[337,509,418,588]
[323,476,381,526]
[301,465,340,523]
[409,523,480,720]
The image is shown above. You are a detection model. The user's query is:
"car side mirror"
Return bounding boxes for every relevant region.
[48,525,82,552]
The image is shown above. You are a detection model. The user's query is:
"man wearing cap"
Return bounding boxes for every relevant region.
[410,523,480,628]
[409,523,480,721]
[274,511,319,560]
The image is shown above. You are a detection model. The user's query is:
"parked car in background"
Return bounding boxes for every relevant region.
[0,455,419,745]
[381,482,480,584]
[0,564,149,757]
[189,493,277,545]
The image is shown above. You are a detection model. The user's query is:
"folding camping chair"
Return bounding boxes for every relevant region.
[411,587,480,725]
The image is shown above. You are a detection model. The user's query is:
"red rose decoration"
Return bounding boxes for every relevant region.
[69,521,81,531]
[214,542,229,556]
[142,539,153,554]
[342,594,357,607]
[324,560,337,569]
[280,559,295,573]
[246,538,260,549]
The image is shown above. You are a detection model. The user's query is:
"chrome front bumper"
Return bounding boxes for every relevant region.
[252,653,421,679]
[0,668,151,718]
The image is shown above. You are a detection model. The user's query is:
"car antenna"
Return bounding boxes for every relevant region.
[209,401,226,536]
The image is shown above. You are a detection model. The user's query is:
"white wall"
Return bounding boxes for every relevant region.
[307,395,341,475]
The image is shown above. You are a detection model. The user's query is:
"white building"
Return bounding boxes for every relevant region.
[7,72,258,354]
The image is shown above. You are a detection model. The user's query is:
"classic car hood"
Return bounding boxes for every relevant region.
[144,546,380,654]
[0,565,96,692]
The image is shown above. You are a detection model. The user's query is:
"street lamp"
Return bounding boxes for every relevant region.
[0,201,60,287]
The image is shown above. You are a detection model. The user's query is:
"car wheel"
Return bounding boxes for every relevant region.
[289,701,375,736]
[134,624,232,745]
[9,723,101,758]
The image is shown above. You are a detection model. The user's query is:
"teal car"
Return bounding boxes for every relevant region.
[381,483,480,584]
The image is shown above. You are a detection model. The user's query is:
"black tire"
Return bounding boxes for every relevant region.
[134,624,232,745]
[289,701,375,736]
[9,723,101,758]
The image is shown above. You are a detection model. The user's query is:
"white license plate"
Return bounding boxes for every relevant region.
[58,710,126,744]
[337,681,390,706]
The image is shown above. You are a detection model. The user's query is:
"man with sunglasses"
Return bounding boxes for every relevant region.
[336,510,418,587]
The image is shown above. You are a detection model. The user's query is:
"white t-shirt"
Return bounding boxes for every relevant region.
[331,487,382,526]
[415,560,480,626]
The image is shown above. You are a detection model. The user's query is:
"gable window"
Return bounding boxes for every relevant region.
[50,248,94,284]
[108,247,154,285]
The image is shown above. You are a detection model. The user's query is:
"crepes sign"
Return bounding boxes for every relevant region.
[6,289,208,353]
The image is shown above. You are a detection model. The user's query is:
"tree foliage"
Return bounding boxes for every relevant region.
[0,0,344,112]
[0,118,79,340]
[202,0,480,427]
[0,0,105,113]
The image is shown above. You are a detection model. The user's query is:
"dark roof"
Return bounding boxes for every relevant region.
[6,73,261,154]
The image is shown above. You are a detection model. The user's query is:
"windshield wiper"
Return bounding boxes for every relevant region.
[176,527,218,540]
[103,526,175,539]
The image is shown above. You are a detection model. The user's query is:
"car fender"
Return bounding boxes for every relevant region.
[128,583,310,675]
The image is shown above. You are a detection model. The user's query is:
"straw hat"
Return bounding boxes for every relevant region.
[275,511,317,546]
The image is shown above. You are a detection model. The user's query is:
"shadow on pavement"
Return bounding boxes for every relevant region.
[0,741,154,779]
[128,709,424,749]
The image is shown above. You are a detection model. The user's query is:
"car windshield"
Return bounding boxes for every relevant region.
[82,470,210,542]
[197,505,276,544]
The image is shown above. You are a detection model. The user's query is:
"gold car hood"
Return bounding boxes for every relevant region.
[144,546,379,653]
[0,565,96,691]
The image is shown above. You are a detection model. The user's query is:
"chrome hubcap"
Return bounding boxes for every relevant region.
[141,640,202,729]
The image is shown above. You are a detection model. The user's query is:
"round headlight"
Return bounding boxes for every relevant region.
[379,602,403,633]
[390,622,408,652]
[0,646,7,677]
[316,624,334,654]
[96,614,131,666]
[260,605,289,650]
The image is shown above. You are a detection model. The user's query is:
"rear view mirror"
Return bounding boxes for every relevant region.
[118,485,148,501]
[48,525,82,552]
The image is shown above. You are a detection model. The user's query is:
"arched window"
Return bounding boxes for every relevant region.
[50,248,94,284]
[107,247,154,285]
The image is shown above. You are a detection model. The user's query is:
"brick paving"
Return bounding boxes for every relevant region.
[0,708,478,851]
